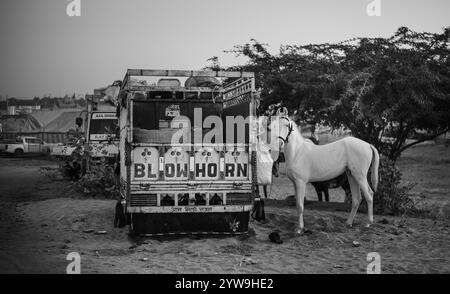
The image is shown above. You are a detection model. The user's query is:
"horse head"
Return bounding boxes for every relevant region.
[269,107,293,146]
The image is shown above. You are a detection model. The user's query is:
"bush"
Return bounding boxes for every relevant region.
[55,129,119,199]
[71,158,118,199]
[372,157,421,216]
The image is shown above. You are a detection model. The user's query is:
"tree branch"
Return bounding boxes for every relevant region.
[400,128,450,152]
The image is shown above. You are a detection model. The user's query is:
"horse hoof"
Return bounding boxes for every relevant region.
[364,223,372,228]
[296,229,312,236]
[346,223,353,228]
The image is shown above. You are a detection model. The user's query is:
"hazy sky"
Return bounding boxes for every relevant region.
[0,0,449,98]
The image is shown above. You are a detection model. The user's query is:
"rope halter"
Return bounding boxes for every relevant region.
[277,117,293,144]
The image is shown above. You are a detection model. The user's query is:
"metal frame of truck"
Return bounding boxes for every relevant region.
[118,69,257,235]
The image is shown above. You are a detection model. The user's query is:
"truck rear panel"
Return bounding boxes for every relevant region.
[119,70,257,235]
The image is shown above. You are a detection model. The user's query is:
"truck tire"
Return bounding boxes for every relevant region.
[14,149,24,157]
[114,201,127,228]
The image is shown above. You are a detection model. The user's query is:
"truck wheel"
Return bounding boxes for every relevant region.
[14,149,24,157]
[114,201,127,228]
[129,214,134,235]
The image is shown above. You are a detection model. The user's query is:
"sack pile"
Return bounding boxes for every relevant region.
[256,141,273,185]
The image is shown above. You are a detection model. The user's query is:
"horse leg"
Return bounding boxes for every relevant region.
[358,180,374,227]
[324,187,330,202]
[273,162,280,177]
[345,173,362,227]
[294,179,307,235]
[313,184,323,202]
[255,185,261,198]
[263,185,268,199]
[342,179,352,204]
[344,187,352,204]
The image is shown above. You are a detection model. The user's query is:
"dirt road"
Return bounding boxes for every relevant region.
[0,156,449,274]
[0,157,68,273]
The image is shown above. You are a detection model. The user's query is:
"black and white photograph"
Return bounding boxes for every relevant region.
[0,0,449,277]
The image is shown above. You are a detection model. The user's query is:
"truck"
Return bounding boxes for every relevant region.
[83,91,119,164]
[0,136,51,156]
[51,88,119,165]
[117,69,258,236]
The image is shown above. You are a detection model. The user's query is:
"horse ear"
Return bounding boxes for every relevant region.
[276,107,288,116]
[276,108,283,116]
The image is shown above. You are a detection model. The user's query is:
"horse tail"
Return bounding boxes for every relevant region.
[369,145,380,192]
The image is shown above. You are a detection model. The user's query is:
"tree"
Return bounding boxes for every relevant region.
[205,56,222,71]
[222,28,450,162]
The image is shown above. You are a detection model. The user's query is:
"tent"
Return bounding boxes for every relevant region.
[0,114,42,132]
[42,111,85,132]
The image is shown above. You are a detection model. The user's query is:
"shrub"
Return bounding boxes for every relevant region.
[54,129,118,199]
[371,157,422,216]
[71,157,118,199]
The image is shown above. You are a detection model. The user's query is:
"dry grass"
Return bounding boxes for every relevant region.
[397,143,450,219]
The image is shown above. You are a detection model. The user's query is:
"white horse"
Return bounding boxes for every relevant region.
[268,109,380,235]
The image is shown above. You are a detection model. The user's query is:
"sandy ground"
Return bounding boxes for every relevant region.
[0,146,449,274]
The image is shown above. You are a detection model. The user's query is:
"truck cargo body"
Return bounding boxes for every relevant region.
[119,70,257,235]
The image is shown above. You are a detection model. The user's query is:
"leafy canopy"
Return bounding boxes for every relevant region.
[215,27,450,160]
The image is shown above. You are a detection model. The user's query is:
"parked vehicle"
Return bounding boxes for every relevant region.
[51,141,79,159]
[84,97,119,163]
[117,69,258,235]
[0,136,51,156]
[51,91,119,164]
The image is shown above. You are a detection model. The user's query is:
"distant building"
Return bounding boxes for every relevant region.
[10,105,41,114]
[0,99,42,115]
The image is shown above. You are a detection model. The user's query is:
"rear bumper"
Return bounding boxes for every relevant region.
[127,204,252,214]
[130,209,251,235]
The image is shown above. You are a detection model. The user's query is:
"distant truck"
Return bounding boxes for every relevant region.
[51,89,119,162]
[0,136,51,156]
[84,100,119,162]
